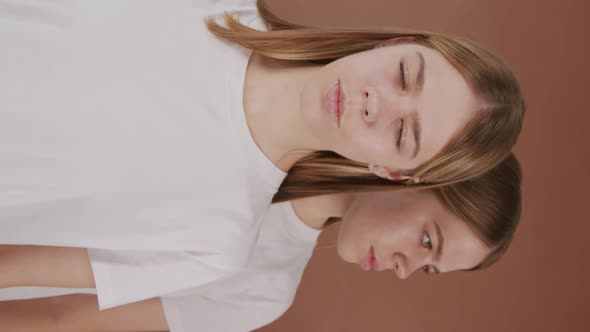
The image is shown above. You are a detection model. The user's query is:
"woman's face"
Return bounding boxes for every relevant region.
[300,42,479,174]
[336,190,491,278]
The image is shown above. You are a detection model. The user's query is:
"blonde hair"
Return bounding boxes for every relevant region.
[281,153,521,271]
[435,153,522,270]
[207,0,525,196]
[291,154,522,271]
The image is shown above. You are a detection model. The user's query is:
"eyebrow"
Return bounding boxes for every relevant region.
[410,52,425,160]
[416,51,425,94]
[432,222,444,274]
[411,114,422,159]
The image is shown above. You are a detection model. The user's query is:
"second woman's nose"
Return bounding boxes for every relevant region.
[391,252,409,279]
[392,246,431,279]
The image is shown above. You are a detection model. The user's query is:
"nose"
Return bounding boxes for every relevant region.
[391,253,410,279]
[362,87,411,126]
[391,250,429,279]
[361,87,379,124]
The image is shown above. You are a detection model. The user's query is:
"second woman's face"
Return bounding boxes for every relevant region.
[336,190,491,278]
[300,42,479,173]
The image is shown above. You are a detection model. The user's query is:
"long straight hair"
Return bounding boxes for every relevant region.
[435,153,522,270]
[206,0,525,198]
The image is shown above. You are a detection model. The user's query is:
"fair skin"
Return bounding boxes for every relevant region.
[291,190,492,278]
[336,190,491,277]
[0,245,167,332]
[243,42,480,176]
[0,189,490,331]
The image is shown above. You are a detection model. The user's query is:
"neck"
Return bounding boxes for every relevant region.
[290,193,354,230]
[243,53,325,171]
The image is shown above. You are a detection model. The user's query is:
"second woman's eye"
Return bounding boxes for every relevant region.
[422,232,432,250]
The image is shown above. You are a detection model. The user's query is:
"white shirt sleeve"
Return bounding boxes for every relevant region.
[158,202,320,332]
[161,292,291,332]
[88,249,241,310]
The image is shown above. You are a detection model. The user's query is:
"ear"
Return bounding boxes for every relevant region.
[368,165,412,181]
[385,169,412,181]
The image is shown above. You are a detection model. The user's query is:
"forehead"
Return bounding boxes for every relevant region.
[383,44,480,167]
[434,200,492,272]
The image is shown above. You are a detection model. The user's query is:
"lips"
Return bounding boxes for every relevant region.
[360,246,380,271]
[325,80,343,127]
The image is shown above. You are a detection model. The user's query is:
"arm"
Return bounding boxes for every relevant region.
[0,244,245,313]
[0,245,95,289]
[0,294,168,332]
[0,245,168,331]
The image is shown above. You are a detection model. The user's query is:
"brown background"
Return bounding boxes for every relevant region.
[259,0,589,331]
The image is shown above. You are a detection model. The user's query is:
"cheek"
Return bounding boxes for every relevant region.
[337,54,393,92]
[383,221,418,250]
[336,116,395,165]
[335,201,376,263]
[338,133,389,164]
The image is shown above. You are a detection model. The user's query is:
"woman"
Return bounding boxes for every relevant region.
[0,154,521,331]
[212,0,525,193]
[0,0,523,315]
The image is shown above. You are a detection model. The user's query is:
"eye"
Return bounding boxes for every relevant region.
[421,232,434,275]
[422,232,432,249]
[395,118,405,149]
[399,60,407,90]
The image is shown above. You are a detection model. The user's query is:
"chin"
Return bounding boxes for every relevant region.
[335,241,356,264]
[300,84,323,120]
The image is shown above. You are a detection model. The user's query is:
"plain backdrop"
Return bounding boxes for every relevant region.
[258,1,589,331]
[1,1,584,331]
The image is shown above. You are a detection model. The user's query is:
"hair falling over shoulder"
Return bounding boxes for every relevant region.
[206,0,525,198]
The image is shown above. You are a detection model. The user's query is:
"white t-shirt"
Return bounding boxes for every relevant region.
[0,202,320,332]
[162,201,319,332]
[0,0,286,309]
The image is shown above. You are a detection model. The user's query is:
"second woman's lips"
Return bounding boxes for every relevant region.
[370,246,381,271]
[361,245,379,271]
